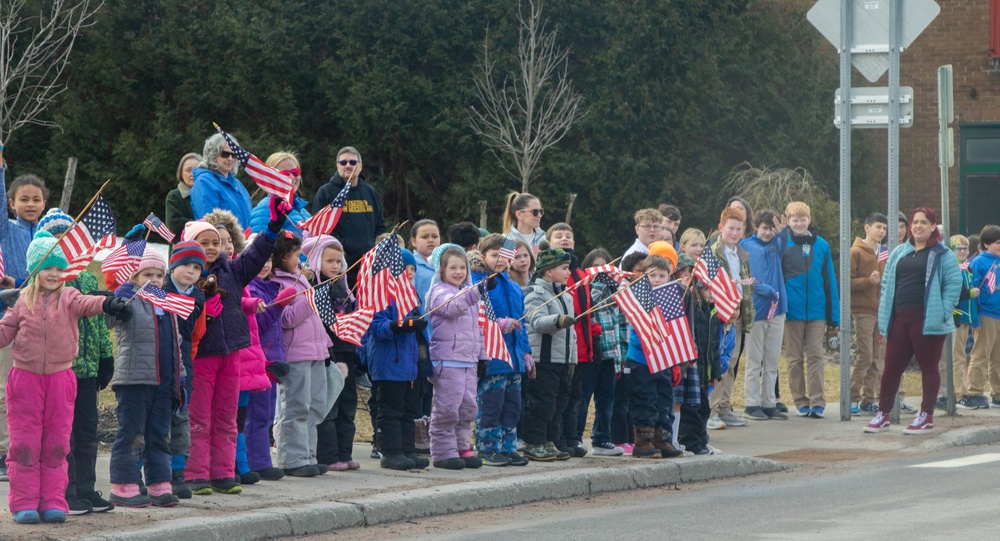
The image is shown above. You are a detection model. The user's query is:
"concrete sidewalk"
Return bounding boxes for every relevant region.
[4,403,997,541]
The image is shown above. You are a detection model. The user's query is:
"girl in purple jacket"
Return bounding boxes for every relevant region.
[426,245,488,470]
[271,233,333,477]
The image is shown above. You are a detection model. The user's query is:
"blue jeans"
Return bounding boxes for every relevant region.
[577,360,616,445]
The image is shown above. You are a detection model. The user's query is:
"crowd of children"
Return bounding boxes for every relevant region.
[0,134,992,527]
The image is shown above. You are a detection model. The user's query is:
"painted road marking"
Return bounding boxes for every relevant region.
[911,453,1000,469]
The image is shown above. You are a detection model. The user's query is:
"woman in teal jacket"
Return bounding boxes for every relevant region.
[866,207,961,435]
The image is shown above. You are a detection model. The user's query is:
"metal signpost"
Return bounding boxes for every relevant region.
[939,64,955,414]
[808,0,940,421]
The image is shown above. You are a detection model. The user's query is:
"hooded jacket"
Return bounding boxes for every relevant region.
[879,241,961,336]
[190,167,253,230]
[849,237,883,315]
[248,277,286,362]
[969,252,1000,320]
[165,182,195,239]
[567,251,600,364]
[162,275,206,391]
[782,228,839,325]
[311,173,386,267]
[272,268,334,362]
[524,275,577,364]
[740,232,787,321]
[469,250,530,375]
[239,286,273,392]
[711,238,756,329]
[302,235,356,354]
[0,168,39,287]
[249,195,311,234]
[366,301,419,381]
[426,256,485,365]
[506,226,546,254]
[107,283,183,397]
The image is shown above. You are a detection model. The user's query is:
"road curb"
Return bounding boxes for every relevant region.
[914,424,1000,452]
[61,455,788,541]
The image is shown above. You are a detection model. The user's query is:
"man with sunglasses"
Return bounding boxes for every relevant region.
[312,146,386,287]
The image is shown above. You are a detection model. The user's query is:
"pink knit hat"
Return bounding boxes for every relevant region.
[182,220,221,243]
[133,247,167,277]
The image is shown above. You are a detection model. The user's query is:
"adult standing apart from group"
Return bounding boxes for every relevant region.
[312,147,385,288]
[165,153,201,239]
[865,207,961,435]
[191,133,253,229]
[502,192,545,255]
[248,152,311,234]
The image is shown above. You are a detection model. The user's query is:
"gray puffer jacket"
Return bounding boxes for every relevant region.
[524,277,577,364]
[107,288,182,391]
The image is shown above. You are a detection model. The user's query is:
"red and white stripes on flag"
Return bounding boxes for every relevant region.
[0,245,5,281]
[56,196,117,280]
[137,282,196,318]
[333,307,374,347]
[215,125,294,203]
[767,295,779,321]
[693,250,742,323]
[987,270,997,295]
[143,213,175,243]
[479,294,512,365]
[356,232,418,323]
[577,264,630,287]
[613,277,674,373]
[878,245,889,263]
[299,181,351,237]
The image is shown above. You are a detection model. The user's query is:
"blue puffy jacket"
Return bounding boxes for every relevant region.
[365,302,419,382]
[248,195,311,234]
[782,229,839,325]
[471,269,530,375]
[190,167,253,229]
[878,241,961,336]
[741,232,787,321]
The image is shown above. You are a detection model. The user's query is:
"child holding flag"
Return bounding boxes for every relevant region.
[965,224,1000,409]
[849,213,888,415]
[947,235,979,409]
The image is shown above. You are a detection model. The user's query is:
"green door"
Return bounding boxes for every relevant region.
[959,122,1000,235]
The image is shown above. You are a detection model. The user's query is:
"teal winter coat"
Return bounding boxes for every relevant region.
[877,241,962,336]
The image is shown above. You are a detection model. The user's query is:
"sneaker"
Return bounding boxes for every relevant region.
[503,452,529,466]
[256,467,284,481]
[283,465,319,478]
[187,479,212,496]
[522,443,557,462]
[40,509,66,523]
[957,395,988,410]
[850,402,860,415]
[555,444,577,460]
[743,407,768,421]
[380,453,416,471]
[404,453,430,469]
[571,444,588,458]
[775,402,788,413]
[859,401,879,415]
[796,406,810,417]
[149,492,180,507]
[899,400,918,415]
[903,411,934,435]
[620,443,635,456]
[762,407,788,420]
[591,442,624,456]
[369,446,382,460]
[328,461,351,472]
[935,397,948,411]
[12,510,39,524]
[991,397,1000,409]
[809,406,825,419]
[479,451,511,467]
[210,478,243,494]
[239,471,260,485]
[433,457,466,470]
[864,411,891,433]
[706,416,726,430]
[719,412,747,427]
[81,490,114,512]
[67,498,93,515]
[313,464,329,475]
[109,492,151,508]
[694,447,711,456]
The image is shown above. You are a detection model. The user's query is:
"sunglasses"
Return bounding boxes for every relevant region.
[280,168,301,177]
[219,151,235,159]
[338,159,359,166]
[521,208,544,217]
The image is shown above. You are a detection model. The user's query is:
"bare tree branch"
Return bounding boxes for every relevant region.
[469,0,586,193]
[0,0,103,142]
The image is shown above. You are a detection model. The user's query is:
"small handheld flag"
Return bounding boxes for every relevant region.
[215,124,294,203]
[138,283,196,318]
[143,213,175,243]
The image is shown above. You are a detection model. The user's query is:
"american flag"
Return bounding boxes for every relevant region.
[54,196,117,278]
[614,277,670,373]
[497,236,517,261]
[143,213,175,243]
[479,293,512,365]
[299,182,351,236]
[878,245,889,263]
[356,233,419,323]
[304,281,337,327]
[216,125,294,203]
[138,282,195,318]
[767,294,779,322]
[334,306,374,347]
[693,249,742,322]
[0,245,5,280]
[102,239,146,283]
[959,260,970,271]
[987,269,997,295]
[577,264,630,287]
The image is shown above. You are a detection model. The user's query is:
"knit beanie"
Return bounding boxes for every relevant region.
[400,248,416,269]
[26,230,69,272]
[134,247,167,277]
[898,211,908,224]
[170,241,207,271]
[37,208,74,235]
[182,220,220,243]
[648,241,678,269]
[675,253,695,273]
[535,247,572,274]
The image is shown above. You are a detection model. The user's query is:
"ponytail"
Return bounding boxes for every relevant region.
[501,192,538,234]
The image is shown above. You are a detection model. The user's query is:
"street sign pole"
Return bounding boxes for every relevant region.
[888,0,902,425]
[838,0,853,422]
[939,64,955,415]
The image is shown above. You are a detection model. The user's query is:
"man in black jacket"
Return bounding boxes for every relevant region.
[312,146,386,287]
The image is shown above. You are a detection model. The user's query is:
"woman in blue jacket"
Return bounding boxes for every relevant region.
[191,133,253,228]
[865,207,961,435]
[247,152,311,234]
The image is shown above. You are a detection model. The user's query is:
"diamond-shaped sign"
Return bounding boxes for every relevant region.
[808,0,940,83]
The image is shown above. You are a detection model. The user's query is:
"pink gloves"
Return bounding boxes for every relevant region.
[275,287,297,307]
[497,317,521,334]
[205,294,223,318]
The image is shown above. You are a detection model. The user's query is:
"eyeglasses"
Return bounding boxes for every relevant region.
[955,246,969,251]
[219,151,234,159]
[520,208,544,217]
[637,224,664,230]
[338,160,359,166]
[280,168,301,177]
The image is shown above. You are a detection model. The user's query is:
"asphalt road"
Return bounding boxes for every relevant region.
[314,445,1000,541]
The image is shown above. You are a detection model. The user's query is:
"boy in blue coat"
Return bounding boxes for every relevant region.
[781,202,839,419]
[470,235,532,467]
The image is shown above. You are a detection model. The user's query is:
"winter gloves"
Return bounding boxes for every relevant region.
[557,315,576,329]
[391,317,428,334]
[205,294,224,319]
[97,356,114,390]
[267,196,293,234]
[0,288,20,309]
[275,287,297,307]
[174,379,189,414]
[103,296,133,322]
[477,274,498,295]
[496,317,521,334]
